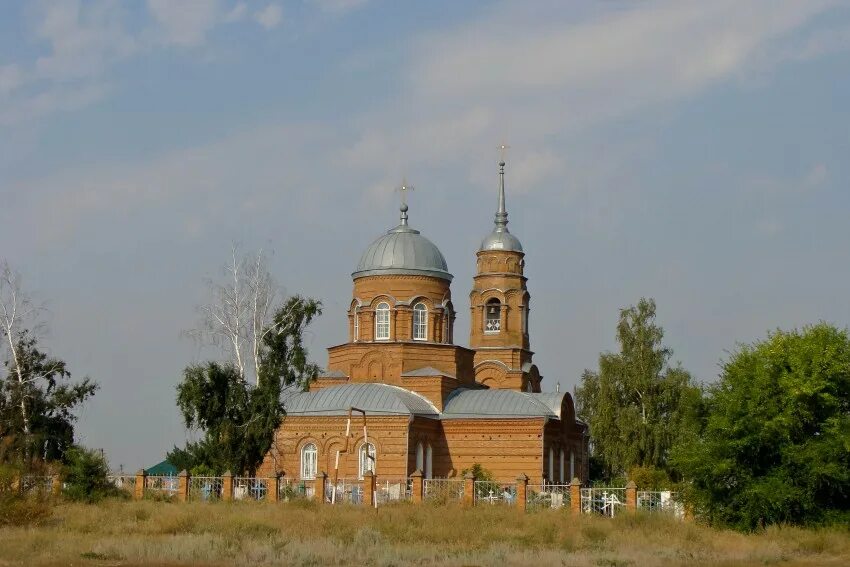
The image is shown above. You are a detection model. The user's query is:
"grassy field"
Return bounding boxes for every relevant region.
[0,499,848,567]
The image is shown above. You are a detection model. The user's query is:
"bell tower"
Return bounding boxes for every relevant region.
[469,157,541,392]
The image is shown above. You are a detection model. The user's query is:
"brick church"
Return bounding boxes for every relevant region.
[259,161,589,485]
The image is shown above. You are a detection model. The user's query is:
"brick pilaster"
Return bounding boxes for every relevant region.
[134,469,146,501]
[315,472,327,503]
[625,481,637,514]
[463,472,475,506]
[516,474,529,513]
[177,470,189,503]
[222,471,234,502]
[363,471,376,508]
[267,474,280,503]
[410,470,423,504]
[570,477,582,516]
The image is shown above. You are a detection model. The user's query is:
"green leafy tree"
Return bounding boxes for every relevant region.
[62,446,122,502]
[672,323,850,530]
[0,331,97,465]
[172,295,322,474]
[576,298,701,481]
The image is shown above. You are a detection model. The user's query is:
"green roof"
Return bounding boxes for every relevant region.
[145,460,178,476]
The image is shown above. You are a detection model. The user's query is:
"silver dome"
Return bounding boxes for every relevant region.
[480,228,523,252]
[353,207,452,281]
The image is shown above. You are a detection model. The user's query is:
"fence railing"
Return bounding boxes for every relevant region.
[527,483,571,511]
[581,487,626,517]
[375,478,411,504]
[20,475,54,494]
[423,478,465,504]
[234,477,268,501]
[637,490,684,517]
[188,476,224,501]
[473,480,515,505]
[144,475,178,498]
[328,478,363,504]
[279,478,313,500]
[106,474,136,494]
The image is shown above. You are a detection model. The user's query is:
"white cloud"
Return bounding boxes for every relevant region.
[0,65,22,95]
[146,0,221,47]
[254,4,283,30]
[223,2,247,23]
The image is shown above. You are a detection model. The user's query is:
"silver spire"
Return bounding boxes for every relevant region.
[494,160,508,231]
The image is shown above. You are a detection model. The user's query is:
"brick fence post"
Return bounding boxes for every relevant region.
[625,481,637,514]
[570,477,581,517]
[222,471,234,502]
[516,474,529,513]
[267,473,280,503]
[315,472,327,504]
[51,474,62,498]
[177,470,189,503]
[363,471,376,508]
[463,472,475,507]
[134,469,146,501]
[410,469,423,504]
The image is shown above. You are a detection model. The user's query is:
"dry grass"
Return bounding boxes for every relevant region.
[0,499,848,566]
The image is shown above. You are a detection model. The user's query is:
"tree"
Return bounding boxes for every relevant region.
[173,294,322,474]
[188,248,286,386]
[62,446,122,502]
[0,261,97,465]
[576,298,700,481]
[672,323,850,530]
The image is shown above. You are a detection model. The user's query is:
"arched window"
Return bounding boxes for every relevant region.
[301,443,317,480]
[569,451,575,481]
[353,308,359,341]
[413,303,427,341]
[522,305,529,335]
[548,446,555,483]
[415,442,424,472]
[559,449,565,483]
[375,302,390,340]
[359,442,376,479]
[485,299,501,333]
[425,444,433,479]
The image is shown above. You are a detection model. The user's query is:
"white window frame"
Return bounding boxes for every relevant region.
[415,442,424,472]
[353,308,359,341]
[301,443,317,480]
[485,299,501,334]
[559,449,565,483]
[375,302,390,340]
[413,303,427,341]
[359,442,376,479]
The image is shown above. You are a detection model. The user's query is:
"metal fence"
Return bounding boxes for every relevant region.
[279,478,313,500]
[144,475,178,498]
[234,477,268,500]
[423,478,464,504]
[20,475,53,494]
[328,478,363,504]
[107,474,136,494]
[376,478,412,504]
[188,476,224,501]
[637,490,683,517]
[581,487,626,517]
[527,483,571,511]
[473,480,515,505]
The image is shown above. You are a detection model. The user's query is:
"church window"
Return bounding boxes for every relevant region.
[425,444,433,479]
[569,451,575,481]
[301,443,317,480]
[559,449,565,483]
[522,305,529,335]
[375,302,390,340]
[548,446,555,483]
[413,303,427,341]
[485,299,501,333]
[353,308,359,341]
[359,442,376,479]
[415,442,424,471]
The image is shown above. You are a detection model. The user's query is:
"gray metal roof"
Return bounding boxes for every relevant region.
[284,383,439,417]
[535,392,566,418]
[353,206,452,282]
[441,389,557,419]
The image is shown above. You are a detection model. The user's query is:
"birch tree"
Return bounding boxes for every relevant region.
[575,298,701,481]
[189,247,293,386]
[0,260,97,464]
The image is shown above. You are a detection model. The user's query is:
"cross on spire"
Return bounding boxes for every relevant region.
[498,143,510,165]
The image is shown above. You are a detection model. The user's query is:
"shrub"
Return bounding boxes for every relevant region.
[62,446,123,502]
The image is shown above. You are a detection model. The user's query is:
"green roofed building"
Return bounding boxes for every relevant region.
[145,460,178,476]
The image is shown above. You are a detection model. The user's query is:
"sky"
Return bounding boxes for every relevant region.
[1,0,850,472]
